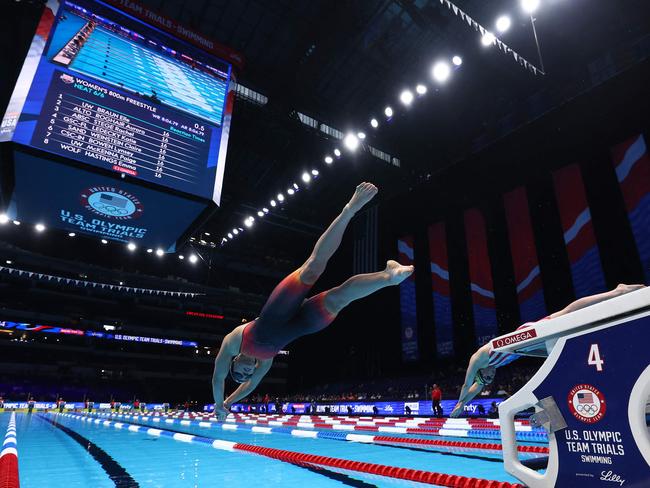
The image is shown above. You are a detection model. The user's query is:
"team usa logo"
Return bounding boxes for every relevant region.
[80,186,143,220]
[567,384,606,423]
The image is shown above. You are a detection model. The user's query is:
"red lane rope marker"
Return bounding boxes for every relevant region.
[372,436,549,454]
[234,443,525,488]
[0,412,19,488]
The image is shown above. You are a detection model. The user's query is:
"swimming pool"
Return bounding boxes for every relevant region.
[4,411,546,487]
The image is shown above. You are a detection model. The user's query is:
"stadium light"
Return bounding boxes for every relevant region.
[270,200,277,207]
[155,249,164,256]
[343,133,359,151]
[370,118,379,128]
[416,84,427,95]
[287,188,295,195]
[400,89,414,106]
[432,62,451,82]
[521,0,540,14]
[68,232,76,237]
[277,193,285,202]
[302,172,311,183]
[324,155,333,164]
[101,239,108,244]
[127,242,136,251]
[334,148,342,157]
[496,15,511,33]
[35,223,46,232]
[146,248,153,253]
[179,255,185,260]
[233,229,239,235]
[189,255,198,264]
[227,232,233,238]
[384,106,393,118]
[13,221,20,226]
[262,208,269,214]
[311,169,319,176]
[257,211,264,217]
[452,55,463,66]
[481,32,496,46]
[0,214,8,224]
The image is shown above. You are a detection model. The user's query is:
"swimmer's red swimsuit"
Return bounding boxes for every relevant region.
[241,269,337,360]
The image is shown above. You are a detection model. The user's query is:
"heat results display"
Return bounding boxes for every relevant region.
[1,0,233,202]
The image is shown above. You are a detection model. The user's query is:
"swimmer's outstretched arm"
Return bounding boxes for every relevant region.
[211,341,234,420]
[224,359,273,407]
[549,284,645,319]
[451,347,488,417]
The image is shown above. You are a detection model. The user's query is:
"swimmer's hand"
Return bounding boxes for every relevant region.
[450,403,464,418]
[214,403,230,421]
[615,283,645,295]
[346,182,378,213]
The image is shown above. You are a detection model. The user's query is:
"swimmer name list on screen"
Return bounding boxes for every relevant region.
[32,70,212,195]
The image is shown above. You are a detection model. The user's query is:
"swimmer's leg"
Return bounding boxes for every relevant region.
[299,182,377,285]
[322,260,414,315]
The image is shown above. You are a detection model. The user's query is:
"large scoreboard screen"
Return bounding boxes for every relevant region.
[1,0,233,203]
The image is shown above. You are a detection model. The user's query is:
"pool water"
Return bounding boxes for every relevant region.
[5,412,534,487]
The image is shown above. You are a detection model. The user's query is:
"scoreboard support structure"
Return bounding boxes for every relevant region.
[496,287,650,487]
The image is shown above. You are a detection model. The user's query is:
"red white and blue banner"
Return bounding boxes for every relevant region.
[610,134,650,284]
[503,187,547,322]
[428,222,454,358]
[398,236,418,361]
[464,209,498,345]
[553,164,606,298]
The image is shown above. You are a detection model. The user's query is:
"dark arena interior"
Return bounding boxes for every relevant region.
[0,0,649,486]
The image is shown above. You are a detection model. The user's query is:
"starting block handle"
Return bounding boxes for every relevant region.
[499,391,552,488]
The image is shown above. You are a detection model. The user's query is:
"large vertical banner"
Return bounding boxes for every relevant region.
[398,236,418,361]
[553,164,606,298]
[503,187,547,322]
[428,222,454,358]
[464,209,499,345]
[610,134,650,283]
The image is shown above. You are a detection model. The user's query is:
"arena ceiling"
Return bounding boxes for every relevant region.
[2,0,650,277]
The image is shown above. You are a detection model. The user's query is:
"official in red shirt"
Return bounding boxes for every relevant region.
[431,384,443,418]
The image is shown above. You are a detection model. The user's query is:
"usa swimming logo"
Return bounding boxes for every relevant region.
[80,186,143,220]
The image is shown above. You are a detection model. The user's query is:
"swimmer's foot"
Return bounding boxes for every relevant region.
[346,182,378,214]
[385,260,414,285]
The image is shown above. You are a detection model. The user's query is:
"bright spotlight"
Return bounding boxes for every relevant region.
[521,0,540,14]
[357,132,366,140]
[416,84,427,95]
[233,228,239,235]
[257,211,264,217]
[384,106,393,118]
[270,200,277,207]
[324,155,333,164]
[127,242,137,251]
[179,255,185,260]
[35,223,46,232]
[155,249,164,256]
[432,62,451,83]
[146,248,153,253]
[244,218,254,227]
[287,188,295,195]
[101,239,108,244]
[334,148,341,157]
[68,232,76,237]
[189,255,198,264]
[302,172,311,183]
[311,169,319,176]
[262,208,269,214]
[0,214,8,224]
[228,232,233,238]
[277,193,285,202]
[496,15,511,32]
[343,133,359,151]
[400,89,414,106]
[13,220,20,226]
[481,32,496,46]
[452,55,463,66]
[370,118,379,128]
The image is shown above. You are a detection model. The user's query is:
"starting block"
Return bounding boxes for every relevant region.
[497,287,650,487]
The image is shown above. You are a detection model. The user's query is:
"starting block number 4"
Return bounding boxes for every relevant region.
[587,343,604,372]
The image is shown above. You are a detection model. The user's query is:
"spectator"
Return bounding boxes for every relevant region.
[488,401,499,419]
